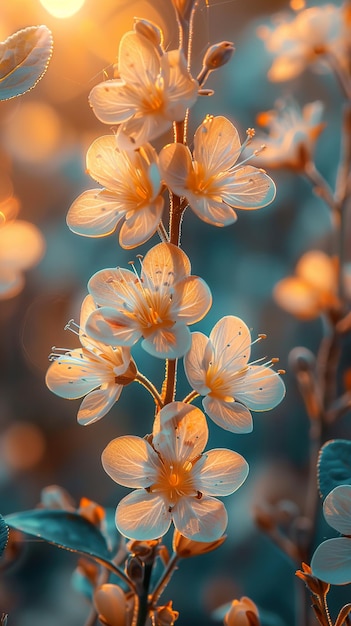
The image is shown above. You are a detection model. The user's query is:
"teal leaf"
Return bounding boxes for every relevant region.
[318,439,351,499]
[0,25,53,101]
[5,509,111,563]
[0,515,9,558]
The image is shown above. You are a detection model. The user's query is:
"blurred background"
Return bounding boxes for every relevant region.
[0,0,350,624]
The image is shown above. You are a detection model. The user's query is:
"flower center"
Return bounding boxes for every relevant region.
[150,461,198,507]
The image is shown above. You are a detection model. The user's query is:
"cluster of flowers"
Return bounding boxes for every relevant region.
[46,8,285,553]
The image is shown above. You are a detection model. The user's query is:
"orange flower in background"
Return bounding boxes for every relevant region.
[253,99,325,170]
[224,596,260,626]
[67,137,164,249]
[46,295,136,425]
[159,115,276,227]
[273,250,341,319]
[102,402,249,542]
[89,30,198,151]
[260,3,351,82]
[0,219,45,300]
[86,243,212,359]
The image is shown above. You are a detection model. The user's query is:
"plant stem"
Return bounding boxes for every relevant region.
[163,359,177,405]
[150,553,180,606]
[182,389,199,404]
[135,562,154,626]
[135,372,164,409]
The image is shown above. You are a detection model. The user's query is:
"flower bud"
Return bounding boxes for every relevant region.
[296,562,330,597]
[203,41,235,70]
[127,539,160,563]
[172,529,226,558]
[153,601,179,626]
[94,584,135,626]
[224,597,260,626]
[125,555,144,586]
[133,18,163,49]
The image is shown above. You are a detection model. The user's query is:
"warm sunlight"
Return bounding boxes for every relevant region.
[39,0,85,19]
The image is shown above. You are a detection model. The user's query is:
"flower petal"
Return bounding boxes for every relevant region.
[142,242,191,285]
[210,316,252,369]
[161,50,198,121]
[86,135,122,189]
[86,308,141,347]
[311,538,351,585]
[233,365,286,411]
[88,267,135,307]
[117,114,171,151]
[196,448,249,496]
[172,495,228,542]
[175,276,212,324]
[186,194,238,227]
[45,348,110,399]
[323,485,351,535]
[118,31,160,87]
[89,79,137,125]
[222,165,276,209]
[141,321,191,359]
[203,397,253,434]
[77,385,122,426]
[194,115,241,174]
[152,402,208,465]
[119,196,164,249]
[67,189,124,237]
[159,142,193,197]
[115,490,171,540]
[184,332,211,394]
[102,436,160,488]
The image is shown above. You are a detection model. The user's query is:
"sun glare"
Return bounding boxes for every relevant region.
[39,0,85,19]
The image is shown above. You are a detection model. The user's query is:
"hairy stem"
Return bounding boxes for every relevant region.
[135,372,164,409]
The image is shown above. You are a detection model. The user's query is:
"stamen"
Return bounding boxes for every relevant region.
[64,319,80,336]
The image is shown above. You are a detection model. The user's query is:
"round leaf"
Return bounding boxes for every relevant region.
[0,25,53,101]
[318,440,351,499]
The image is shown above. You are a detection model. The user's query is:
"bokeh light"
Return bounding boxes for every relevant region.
[39,0,86,19]
[1,101,62,163]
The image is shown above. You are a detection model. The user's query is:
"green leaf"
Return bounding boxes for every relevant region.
[318,439,351,499]
[5,509,112,563]
[0,25,53,101]
[0,515,9,558]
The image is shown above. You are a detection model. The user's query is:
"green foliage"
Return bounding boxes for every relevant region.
[5,509,112,564]
[317,439,351,499]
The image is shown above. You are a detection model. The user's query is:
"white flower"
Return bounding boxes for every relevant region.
[253,99,325,170]
[159,115,276,227]
[89,31,198,150]
[46,295,136,425]
[260,4,351,82]
[102,402,249,542]
[67,137,164,249]
[184,316,286,433]
[86,243,212,359]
